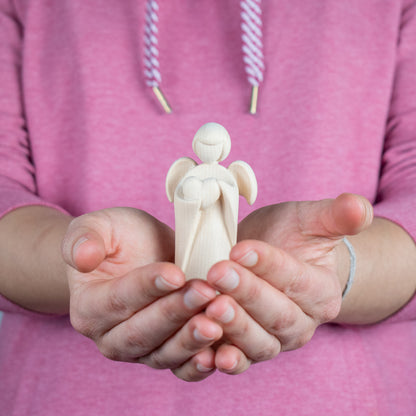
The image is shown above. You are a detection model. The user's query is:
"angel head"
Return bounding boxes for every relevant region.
[192,122,231,164]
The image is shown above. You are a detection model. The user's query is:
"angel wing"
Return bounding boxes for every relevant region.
[228,160,258,205]
[166,157,197,202]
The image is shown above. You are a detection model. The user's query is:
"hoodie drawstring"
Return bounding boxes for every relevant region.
[143,0,172,113]
[143,0,264,114]
[241,0,264,114]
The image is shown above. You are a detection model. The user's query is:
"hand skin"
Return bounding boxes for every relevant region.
[1,195,415,381]
[191,193,416,375]
[0,206,72,314]
[0,206,223,382]
[62,208,223,381]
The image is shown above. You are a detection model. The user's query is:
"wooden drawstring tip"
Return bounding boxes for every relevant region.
[249,85,259,115]
[152,86,172,114]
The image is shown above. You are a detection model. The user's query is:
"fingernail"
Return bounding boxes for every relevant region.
[236,250,258,267]
[72,236,88,260]
[184,288,211,310]
[155,275,180,291]
[193,328,215,342]
[196,363,214,373]
[226,360,238,371]
[218,305,235,324]
[215,268,240,291]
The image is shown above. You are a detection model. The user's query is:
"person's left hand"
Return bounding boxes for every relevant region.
[200,193,373,374]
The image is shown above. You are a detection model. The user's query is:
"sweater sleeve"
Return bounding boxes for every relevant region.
[373,0,416,323]
[0,1,40,213]
[0,1,67,313]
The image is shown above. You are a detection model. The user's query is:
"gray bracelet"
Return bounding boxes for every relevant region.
[342,237,356,299]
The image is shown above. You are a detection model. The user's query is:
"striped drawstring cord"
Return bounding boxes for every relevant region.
[143,0,264,114]
[240,0,264,114]
[143,0,172,113]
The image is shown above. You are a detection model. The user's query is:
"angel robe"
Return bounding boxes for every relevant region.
[174,163,239,280]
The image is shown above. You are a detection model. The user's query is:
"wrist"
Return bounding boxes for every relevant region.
[33,208,73,313]
[0,206,73,314]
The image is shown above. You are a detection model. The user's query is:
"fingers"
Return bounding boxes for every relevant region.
[69,231,107,273]
[205,294,282,358]
[215,344,252,375]
[228,240,342,322]
[139,314,222,369]
[173,344,251,380]
[69,262,187,336]
[62,213,113,272]
[62,208,175,274]
[172,348,217,382]
[206,240,339,354]
[297,193,373,238]
[206,283,311,353]
[93,278,218,363]
[198,194,371,373]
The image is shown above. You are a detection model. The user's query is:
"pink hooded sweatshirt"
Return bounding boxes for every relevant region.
[0,1,415,415]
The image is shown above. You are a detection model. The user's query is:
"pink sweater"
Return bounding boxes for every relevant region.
[1,1,415,415]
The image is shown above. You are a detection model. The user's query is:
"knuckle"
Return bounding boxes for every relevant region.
[285,273,310,297]
[147,350,170,369]
[98,343,123,362]
[69,288,105,338]
[282,331,314,351]
[252,339,281,362]
[159,299,186,326]
[256,244,288,278]
[178,335,196,354]
[269,308,298,334]
[293,329,315,350]
[243,283,263,308]
[106,288,129,315]
[317,297,342,323]
[229,317,250,339]
[124,321,151,354]
[256,254,281,278]
[70,313,96,339]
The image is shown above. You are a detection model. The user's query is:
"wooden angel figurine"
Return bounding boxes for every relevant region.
[166,122,257,280]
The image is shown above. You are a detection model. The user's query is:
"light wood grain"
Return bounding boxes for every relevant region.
[166,122,257,280]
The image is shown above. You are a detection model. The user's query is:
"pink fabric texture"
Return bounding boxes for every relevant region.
[0,1,415,415]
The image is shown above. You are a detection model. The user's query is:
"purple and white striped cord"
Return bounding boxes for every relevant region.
[240,0,264,114]
[143,0,264,114]
[143,0,171,113]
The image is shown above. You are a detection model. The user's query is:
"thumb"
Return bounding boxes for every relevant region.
[62,219,108,273]
[299,193,373,238]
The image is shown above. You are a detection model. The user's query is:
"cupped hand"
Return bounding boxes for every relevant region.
[62,208,223,381]
[204,193,373,375]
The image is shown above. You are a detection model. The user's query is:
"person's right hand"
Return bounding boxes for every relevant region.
[62,207,223,381]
